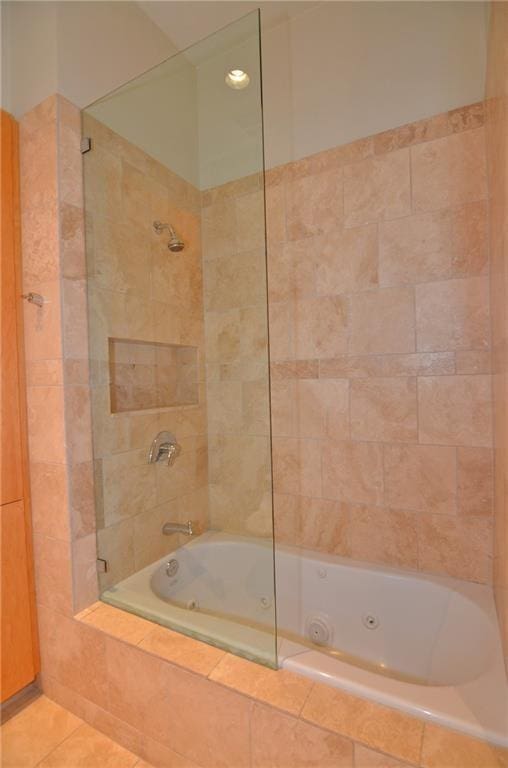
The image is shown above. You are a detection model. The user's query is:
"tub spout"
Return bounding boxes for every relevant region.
[162,520,194,536]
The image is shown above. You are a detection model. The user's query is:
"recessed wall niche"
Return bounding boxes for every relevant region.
[108,338,199,413]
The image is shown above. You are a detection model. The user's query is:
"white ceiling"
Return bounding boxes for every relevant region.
[137,1,318,51]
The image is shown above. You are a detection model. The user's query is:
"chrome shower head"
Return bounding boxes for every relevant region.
[168,234,184,252]
[153,220,184,252]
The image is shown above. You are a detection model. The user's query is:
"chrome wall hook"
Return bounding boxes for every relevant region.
[22,292,44,308]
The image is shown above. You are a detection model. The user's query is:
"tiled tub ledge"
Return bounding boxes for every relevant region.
[35,601,508,768]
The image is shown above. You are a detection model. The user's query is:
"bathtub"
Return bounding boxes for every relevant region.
[101,531,508,747]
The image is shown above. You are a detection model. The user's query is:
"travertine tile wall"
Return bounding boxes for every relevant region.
[201,177,273,537]
[486,2,508,667]
[264,102,494,584]
[19,91,507,768]
[109,339,198,413]
[82,114,209,588]
[20,95,98,614]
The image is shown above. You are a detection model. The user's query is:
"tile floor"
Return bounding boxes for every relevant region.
[1,695,153,768]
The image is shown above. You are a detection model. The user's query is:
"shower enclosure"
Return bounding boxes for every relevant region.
[82,2,508,746]
[83,11,277,666]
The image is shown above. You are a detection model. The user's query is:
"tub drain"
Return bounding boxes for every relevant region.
[307,616,332,647]
[165,559,179,577]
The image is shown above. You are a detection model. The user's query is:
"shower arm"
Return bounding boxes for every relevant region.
[153,220,177,238]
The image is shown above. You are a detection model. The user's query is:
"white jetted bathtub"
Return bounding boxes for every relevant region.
[101,531,508,746]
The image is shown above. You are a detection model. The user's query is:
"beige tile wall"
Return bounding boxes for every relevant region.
[82,115,209,588]
[265,102,493,584]
[20,95,98,614]
[486,1,508,668]
[201,177,273,537]
[19,90,507,768]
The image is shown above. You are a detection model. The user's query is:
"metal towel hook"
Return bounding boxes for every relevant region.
[22,292,44,307]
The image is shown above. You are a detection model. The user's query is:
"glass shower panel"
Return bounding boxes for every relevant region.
[83,11,277,667]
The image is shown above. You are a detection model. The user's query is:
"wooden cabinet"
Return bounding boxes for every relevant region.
[1,109,40,701]
[1,502,38,699]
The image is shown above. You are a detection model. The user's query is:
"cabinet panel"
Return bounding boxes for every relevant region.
[1,500,37,701]
[0,109,39,701]
[1,110,23,505]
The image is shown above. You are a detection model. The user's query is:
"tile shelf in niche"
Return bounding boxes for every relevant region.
[108,337,199,414]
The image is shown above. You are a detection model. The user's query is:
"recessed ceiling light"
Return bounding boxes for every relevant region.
[225,68,250,90]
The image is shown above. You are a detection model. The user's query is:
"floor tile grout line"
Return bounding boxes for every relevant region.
[31,716,84,768]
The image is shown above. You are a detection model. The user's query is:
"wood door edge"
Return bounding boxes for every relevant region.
[1,109,41,675]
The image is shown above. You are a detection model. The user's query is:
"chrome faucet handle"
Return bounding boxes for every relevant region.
[160,441,180,466]
[148,431,180,466]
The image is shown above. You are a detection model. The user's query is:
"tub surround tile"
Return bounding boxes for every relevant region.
[343,149,411,227]
[418,375,492,447]
[139,625,225,676]
[70,460,96,538]
[415,277,489,352]
[71,533,99,613]
[411,129,487,213]
[236,190,265,252]
[26,385,67,464]
[457,447,494,517]
[280,136,373,183]
[319,352,454,379]
[62,279,89,360]
[299,497,351,556]
[64,385,93,465]
[373,102,484,155]
[294,379,350,440]
[23,280,63,362]
[105,636,176,741]
[418,514,492,583]
[210,653,312,716]
[350,377,417,443]
[251,703,354,768]
[154,664,253,768]
[350,287,415,355]
[60,604,505,768]
[354,744,416,767]
[379,201,488,287]
[455,349,491,374]
[383,444,456,515]
[273,437,322,497]
[274,493,301,546]
[265,183,286,244]
[106,635,252,767]
[81,602,153,645]
[21,95,500,768]
[301,684,424,765]
[33,535,73,614]
[38,606,109,707]
[286,168,343,240]
[271,359,319,381]
[294,295,349,358]
[269,379,297,436]
[349,506,418,570]
[60,202,87,278]
[30,462,70,539]
[26,359,64,387]
[420,724,508,768]
[322,440,383,506]
[314,224,378,295]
